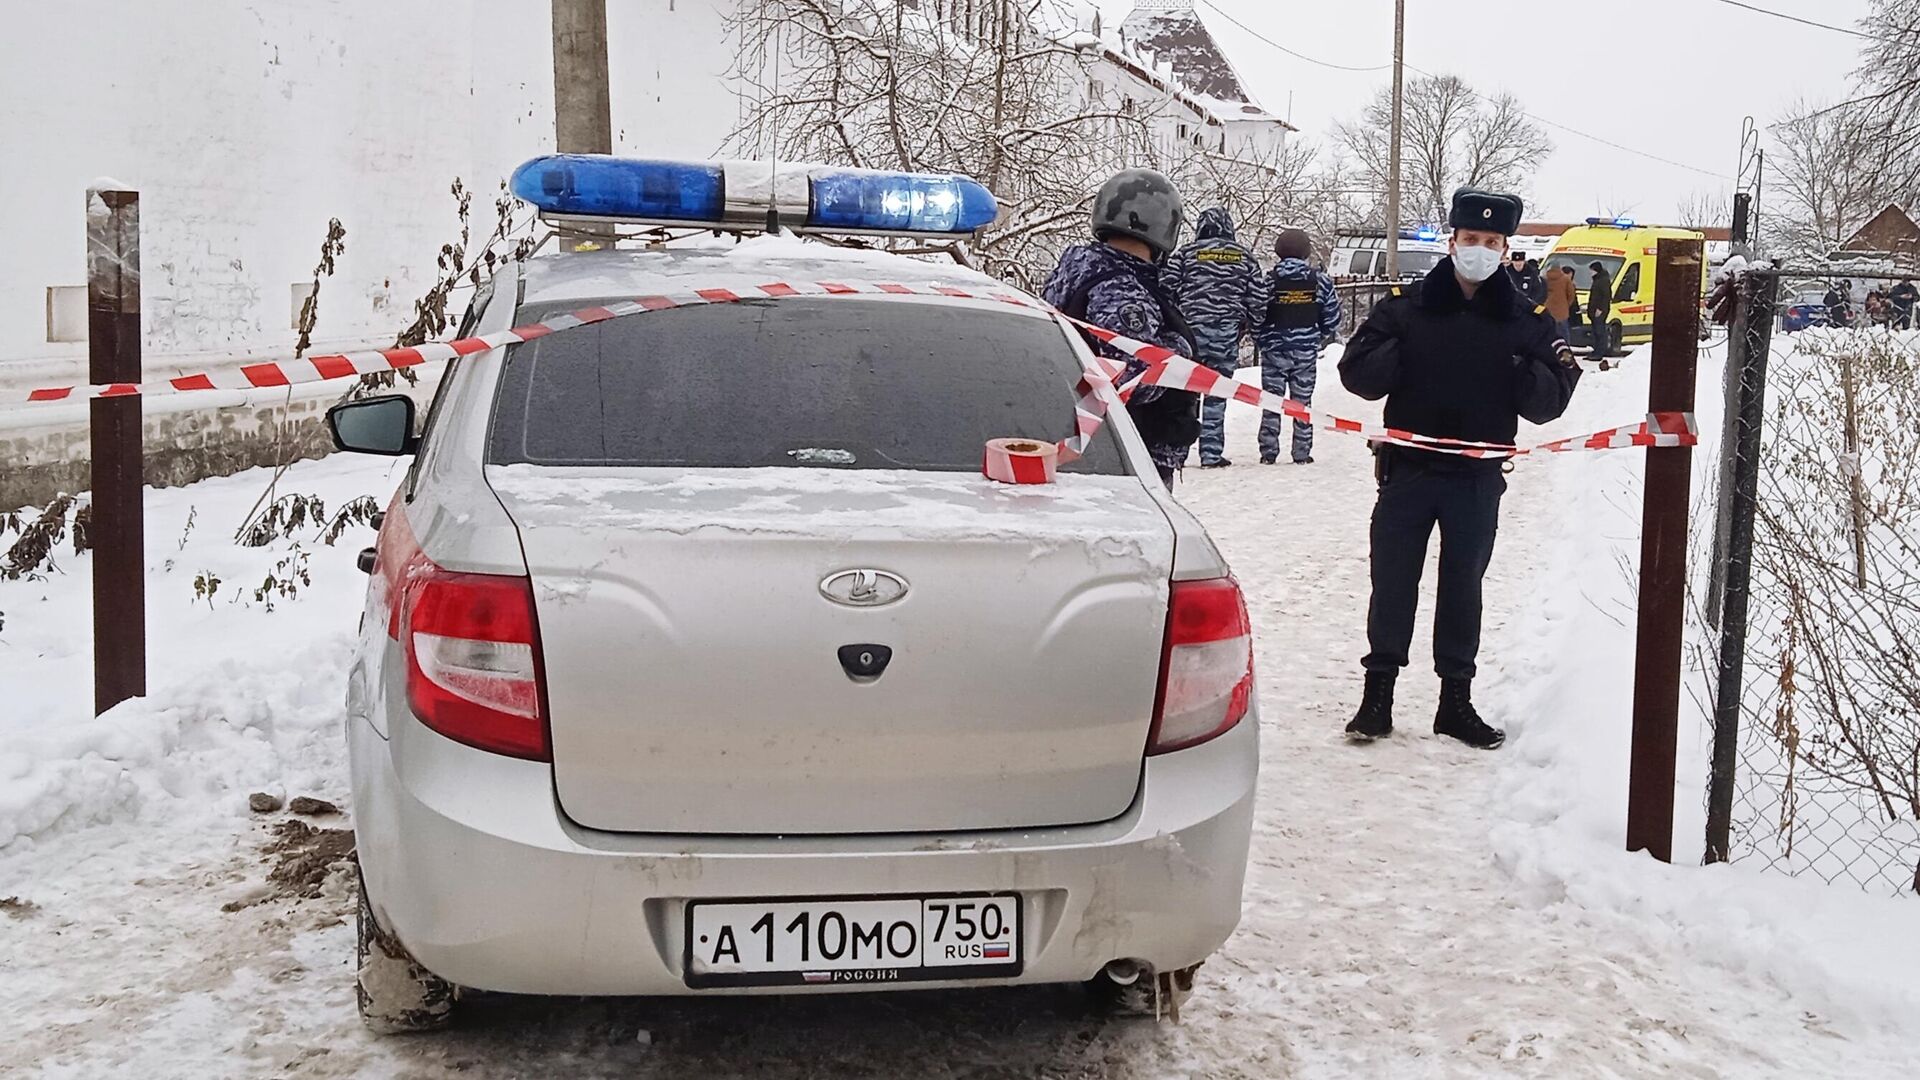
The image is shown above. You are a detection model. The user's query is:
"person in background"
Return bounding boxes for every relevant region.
[1338,187,1580,749]
[1522,258,1548,305]
[1508,252,1545,305]
[1587,261,1614,356]
[1866,289,1890,327]
[1890,278,1917,330]
[1164,207,1269,468]
[1253,229,1342,465]
[1042,169,1199,488]
[1824,279,1854,328]
[1544,263,1578,341]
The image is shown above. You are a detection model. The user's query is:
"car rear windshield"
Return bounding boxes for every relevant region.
[487,297,1127,474]
[1545,254,1624,291]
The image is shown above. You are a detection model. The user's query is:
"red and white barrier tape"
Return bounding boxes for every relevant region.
[1090,334,1698,459]
[982,438,1060,484]
[15,277,1694,461]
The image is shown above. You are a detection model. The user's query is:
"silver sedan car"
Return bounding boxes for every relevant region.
[333,239,1258,1031]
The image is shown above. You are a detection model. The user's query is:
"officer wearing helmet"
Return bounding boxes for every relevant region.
[1338,188,1581,749]
[1042,169,1199,487]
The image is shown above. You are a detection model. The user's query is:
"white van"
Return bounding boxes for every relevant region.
[1329,228,1449,280]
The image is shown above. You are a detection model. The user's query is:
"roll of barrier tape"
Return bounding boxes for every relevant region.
[982,438,1058,485]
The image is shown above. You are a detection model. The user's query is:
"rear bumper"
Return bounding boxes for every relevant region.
[350,707,1258,996]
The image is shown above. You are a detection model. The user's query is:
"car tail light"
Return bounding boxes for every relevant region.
[1148,577,1253,754]
[402,566,550,760]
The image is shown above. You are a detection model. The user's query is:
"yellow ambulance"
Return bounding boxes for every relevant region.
[1542,218,1707,355]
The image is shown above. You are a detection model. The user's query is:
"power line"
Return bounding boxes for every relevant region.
[1400,61,1734,180]
[1706,0,1911,47]
[1195,0,1732,180]
[1193,0,1390,72]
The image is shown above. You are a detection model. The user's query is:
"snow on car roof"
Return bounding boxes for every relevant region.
[519,232,1041,311]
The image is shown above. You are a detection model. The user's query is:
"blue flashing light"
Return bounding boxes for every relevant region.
[510,155,724,222]
[1584,215,1636,228]
[1398,226,1441,242]
[808,170,999,234]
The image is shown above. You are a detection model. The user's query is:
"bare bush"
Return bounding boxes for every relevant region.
[1738,328,1920,894]
[1,495,92,581]
[237,493,380,549]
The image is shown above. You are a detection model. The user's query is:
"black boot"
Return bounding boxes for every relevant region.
[1434,677,1505,749]
[1344,671,1396,742]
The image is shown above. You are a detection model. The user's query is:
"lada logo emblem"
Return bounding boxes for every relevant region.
[820,569,909,608]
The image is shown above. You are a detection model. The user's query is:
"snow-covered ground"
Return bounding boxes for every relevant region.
[4,344,1918,1078]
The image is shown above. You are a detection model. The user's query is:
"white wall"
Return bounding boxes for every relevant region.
[0,0,557,371]
[609,0,746,160]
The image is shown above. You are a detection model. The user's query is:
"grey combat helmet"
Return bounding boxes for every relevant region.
[1091,169,1185,256]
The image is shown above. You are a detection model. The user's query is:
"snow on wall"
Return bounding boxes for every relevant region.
[0,0,753,377]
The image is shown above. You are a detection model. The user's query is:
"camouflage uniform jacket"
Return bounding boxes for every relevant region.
[1042,241,1197,472]
[1254,257,1342,358]
[1163,208,1268,366]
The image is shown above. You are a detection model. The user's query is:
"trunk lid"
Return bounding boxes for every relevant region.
[488,465,1174,835]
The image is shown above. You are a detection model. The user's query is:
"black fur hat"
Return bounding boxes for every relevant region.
[1448,188,1524,236]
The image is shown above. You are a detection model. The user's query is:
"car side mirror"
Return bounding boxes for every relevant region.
[326,395,418,456]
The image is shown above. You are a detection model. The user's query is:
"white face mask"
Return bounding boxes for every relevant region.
[1452,244,1504,283]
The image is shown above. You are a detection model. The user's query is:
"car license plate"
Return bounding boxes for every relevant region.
[684,893,1022,988]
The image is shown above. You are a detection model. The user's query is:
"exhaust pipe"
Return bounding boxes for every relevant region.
[1100,958,1146,986]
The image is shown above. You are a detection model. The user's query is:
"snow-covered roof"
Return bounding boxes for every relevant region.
[1042,1,1293,133]
[1119,0,1253,104]
[518,235,1042,310]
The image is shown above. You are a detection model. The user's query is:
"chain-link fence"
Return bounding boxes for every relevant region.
[1706,270,1920,898]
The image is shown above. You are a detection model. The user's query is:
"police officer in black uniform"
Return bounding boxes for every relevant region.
[1339,188,1582,749]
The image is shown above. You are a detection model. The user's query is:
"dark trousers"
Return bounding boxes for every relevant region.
[1588,312,1611,355]
[1363,457,1506,679]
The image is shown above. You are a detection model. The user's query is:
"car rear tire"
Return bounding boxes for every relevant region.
[355,859,458,1033]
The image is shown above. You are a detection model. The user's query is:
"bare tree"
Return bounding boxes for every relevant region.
[1336,73,1552,226]
[1846,1,1920,197]
[1769,97,1902,260]
[1675,188,1733,233]
[728,0,1345,286]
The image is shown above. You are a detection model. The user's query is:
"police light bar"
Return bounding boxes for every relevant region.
[1585,216,1636,228]
[1396,226,1440,241]
[509,155,1000,237]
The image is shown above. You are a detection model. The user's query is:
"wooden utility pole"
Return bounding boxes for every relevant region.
[552,0,612,156]
[1384,0,1405,277]
[1625,238,1705,862]
[552,0,613,250]
[87,183,146,715]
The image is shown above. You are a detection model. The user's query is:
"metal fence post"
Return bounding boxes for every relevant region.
[1704,281,1750,628]
[87,183,146,715]
[1626,237,1705,862]
[1704,270,1779,864]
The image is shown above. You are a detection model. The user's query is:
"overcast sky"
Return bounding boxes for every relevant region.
[1096,0,1871,224]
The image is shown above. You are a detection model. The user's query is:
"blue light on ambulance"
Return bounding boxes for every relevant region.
[808,170,998,234]
[1584,216,1636,228]
[510,155,724,221]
